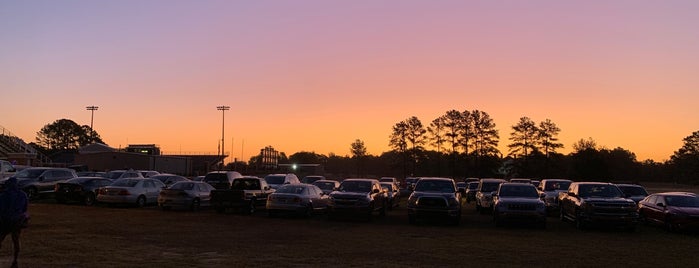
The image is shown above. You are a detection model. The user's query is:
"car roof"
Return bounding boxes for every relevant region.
[343,178,377,182]
[481,178,506,182]
[653,192,697,196]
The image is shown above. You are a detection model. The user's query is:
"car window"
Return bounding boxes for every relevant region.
[578,184,623,198]
[276,185,306,194]
[414,180,455,193]
[171,182,195,190]
[232,179,261,190]
[339,181,372,193]
[645,195,657,205]
[665,195,699,207]
[498,185,538,198]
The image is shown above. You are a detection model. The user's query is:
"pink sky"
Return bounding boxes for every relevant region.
[2,1,698,162]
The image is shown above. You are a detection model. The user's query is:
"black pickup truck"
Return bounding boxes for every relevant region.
[210,177,274,214]
[559,182,638,230]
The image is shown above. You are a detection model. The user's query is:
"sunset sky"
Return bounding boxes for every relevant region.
[2,1,698,163]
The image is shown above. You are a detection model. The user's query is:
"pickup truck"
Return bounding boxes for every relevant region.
[558,182,638,230]
[210,176,274,215]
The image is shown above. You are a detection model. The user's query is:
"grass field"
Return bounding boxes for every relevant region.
[1,183,697,268]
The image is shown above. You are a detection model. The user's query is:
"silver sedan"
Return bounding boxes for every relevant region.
[97,178,165,207]
[158,181,215,211]
[266,184,330,217]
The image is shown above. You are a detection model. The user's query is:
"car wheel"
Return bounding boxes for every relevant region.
[25,187,39,200]
[664,217,677,232]
[638,211,648,225]
[190,198,200,211]
[559,208,567,222]
[84,193,96,206]
[136,196,146,208]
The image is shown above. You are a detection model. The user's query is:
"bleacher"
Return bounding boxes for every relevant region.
[0,125,51,165]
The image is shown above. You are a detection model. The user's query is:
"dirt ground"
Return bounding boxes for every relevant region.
[1,182,697,267]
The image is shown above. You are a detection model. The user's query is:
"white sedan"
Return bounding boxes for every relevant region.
[97,178,166,207]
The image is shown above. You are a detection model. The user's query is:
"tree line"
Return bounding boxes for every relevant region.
[30,116,699,184]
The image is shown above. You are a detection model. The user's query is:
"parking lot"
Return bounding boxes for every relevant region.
[2,184,697,268]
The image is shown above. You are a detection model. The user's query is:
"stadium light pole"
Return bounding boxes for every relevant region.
[86,106,99,141]
[217,105,230,168]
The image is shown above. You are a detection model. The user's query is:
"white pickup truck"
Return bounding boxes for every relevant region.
[1,160,17,179]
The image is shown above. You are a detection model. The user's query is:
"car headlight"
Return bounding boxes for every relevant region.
[408,196,418,206]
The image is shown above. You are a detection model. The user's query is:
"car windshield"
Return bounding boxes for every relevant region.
[265,176,285,185]
[467,183,479,190]
[339,181,372,193]
[14,169,45,179]
[578,184,623,198]
[544,181,571,191]
[618,186,648,196]
[498,185,539,198]
[111,179,140,187]
[665,195,699,207]
[313,182,336,190]
[231,179,260,190]
[276,185,307,194]
[414,180,455,193]
[480,182,501,192]
[170,182,195,190]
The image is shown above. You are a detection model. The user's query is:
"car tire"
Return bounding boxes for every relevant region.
[190,198,200,211]
[664,217,677,232]
[25,187,39,200]
[136,196,147,208]
[559,208,567,222]
[575,211,586,230]
[84,193,96,206]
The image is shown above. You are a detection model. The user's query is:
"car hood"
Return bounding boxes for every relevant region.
[583,197,635,204]
[497,197,543,203]
[410,191,456,199]
[669,207,699,215]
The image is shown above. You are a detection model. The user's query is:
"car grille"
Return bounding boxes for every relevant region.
[507,203,537,211]
[418,197,447,208]
[590,203,634,214]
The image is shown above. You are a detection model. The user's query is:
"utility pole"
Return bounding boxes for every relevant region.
[86,106,99,141]
[217,105,230,168]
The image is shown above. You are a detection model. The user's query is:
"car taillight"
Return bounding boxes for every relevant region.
[118,190,130,195]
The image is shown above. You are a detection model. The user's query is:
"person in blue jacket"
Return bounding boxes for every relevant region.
[0,177,28,268]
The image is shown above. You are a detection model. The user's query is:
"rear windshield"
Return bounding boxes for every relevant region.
[480,182,501,192]
[313,182,336,190]
[276,185,307,194]
[231,179,260,190]
[339,181,372,193]
[498,185,539,198]
[544,181,571,191]
[265,175,285,185]
[665,195,699,207]
[170,182,195,190]
[414,180,455,193]
[618,186,648,196]
[14,169,46,179]
[204,173,228,182]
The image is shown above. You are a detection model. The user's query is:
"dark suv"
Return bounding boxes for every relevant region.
[2,167,77,199]
[559,182,638,230]
[407,177,461,225]
[328,178,388,221]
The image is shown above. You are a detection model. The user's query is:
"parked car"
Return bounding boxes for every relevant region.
[328,178,388,221]
[203,171,243,190]
[537,179,572,214]
[158,181,216,211]
[407,177,461,225]
[456,182,467,194]
[54,177,113,206]
[380,182,401,210]
[301,175,325,184]
[266,184,330,217]
[1,167,77,199]
[465,182,479,204]
[615,184,649,204]
[151,174,190,187]
[559,182,638,230]
[0,160,17,179]
[76,171,106,178]
[379,177,401,188]
[264,173,300,190]
[312,180,340,195]
[475,178,506,214]
[404,177,420,190]
[210,176,274,214]
[638,192,699,232]
[97,178,166,207]
[104,170,145,180]
[493,183,547,228]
